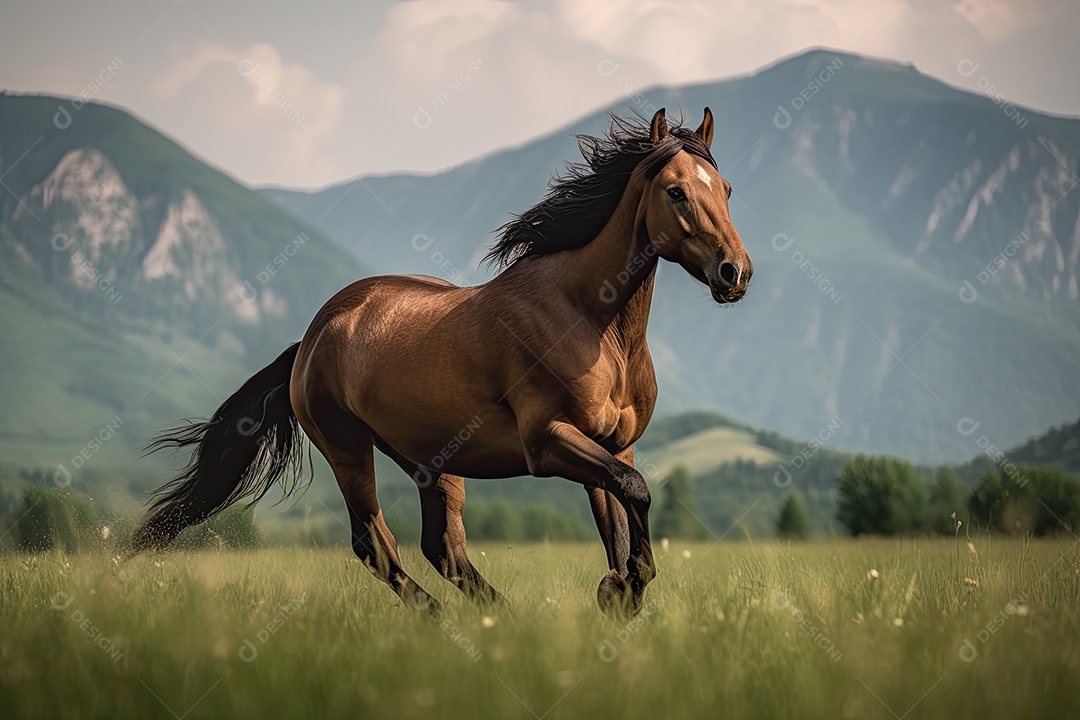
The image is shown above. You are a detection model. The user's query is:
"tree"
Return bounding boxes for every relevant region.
[967,465,1080,536]
[17,486,97,553]
[927,468,964,534]
[836,455,925,536]
[653,466,708,540]
[776,494,810,540]
[477,500,525,540]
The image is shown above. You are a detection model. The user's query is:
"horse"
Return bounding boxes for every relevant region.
[131,108,753,615]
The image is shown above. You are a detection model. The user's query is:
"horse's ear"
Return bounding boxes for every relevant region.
[650,108,668,144]
[695,107,714,148]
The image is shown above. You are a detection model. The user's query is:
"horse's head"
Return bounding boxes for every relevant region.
[638,108,752,304]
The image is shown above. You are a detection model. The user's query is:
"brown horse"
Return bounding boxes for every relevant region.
[132,108,752,615]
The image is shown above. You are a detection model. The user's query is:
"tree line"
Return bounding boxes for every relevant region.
[777,455,1080,539]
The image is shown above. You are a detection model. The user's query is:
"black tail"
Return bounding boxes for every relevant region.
[131,343,306,552]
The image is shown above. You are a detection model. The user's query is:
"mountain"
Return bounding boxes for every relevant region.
[264,49,1080,464]
[0,93,368,472]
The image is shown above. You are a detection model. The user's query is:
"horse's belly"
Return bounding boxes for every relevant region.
[364,396,530,479]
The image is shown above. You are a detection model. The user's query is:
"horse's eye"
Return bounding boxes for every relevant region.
[667,187,686,202]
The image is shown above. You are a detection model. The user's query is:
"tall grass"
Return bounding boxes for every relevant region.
[1,538,1077,719]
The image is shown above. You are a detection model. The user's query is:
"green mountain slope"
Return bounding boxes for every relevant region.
[0,93,368,478]
[265,50,1080,464]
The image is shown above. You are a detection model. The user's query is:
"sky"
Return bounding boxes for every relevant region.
[1,0,1077,189]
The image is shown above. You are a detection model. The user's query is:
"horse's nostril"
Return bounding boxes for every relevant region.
[718,261,739,287]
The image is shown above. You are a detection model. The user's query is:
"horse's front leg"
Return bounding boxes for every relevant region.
[524,421,655,615]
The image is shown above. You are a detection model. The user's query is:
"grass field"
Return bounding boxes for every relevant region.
[2,538,1078,719]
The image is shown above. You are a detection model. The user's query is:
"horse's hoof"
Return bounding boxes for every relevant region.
[597,571,641,617]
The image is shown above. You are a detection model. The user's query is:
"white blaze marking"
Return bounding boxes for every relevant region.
[696,164,712,189]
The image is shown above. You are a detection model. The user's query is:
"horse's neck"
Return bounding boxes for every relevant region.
[611,269,656,352]
[560,171,657,348]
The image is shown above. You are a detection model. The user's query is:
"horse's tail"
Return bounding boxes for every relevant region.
[130,343,306,553]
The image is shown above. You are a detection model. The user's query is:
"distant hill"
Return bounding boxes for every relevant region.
[635,409,1080,539]
[955,416,1080,483]
[265,49,1080,464]
[0,93,368,473]
[1010,418,1080,472]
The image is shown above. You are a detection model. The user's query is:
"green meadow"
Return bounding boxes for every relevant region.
[2,538,1077,719]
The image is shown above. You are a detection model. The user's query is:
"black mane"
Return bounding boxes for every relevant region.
[484,113,716,267]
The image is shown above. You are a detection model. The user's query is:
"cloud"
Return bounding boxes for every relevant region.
[952,0,1050,42]
[10,0,1071,187]
[151,42,345,186]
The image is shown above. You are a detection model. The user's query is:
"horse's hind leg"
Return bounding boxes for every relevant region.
[415,471,504,605]
[329,451,438,610]
[302,400,437,610]
[377,442,502,605]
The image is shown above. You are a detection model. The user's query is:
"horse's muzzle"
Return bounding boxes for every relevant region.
[709,261,752,303]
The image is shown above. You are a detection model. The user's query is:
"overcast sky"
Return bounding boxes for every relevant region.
[2,0,1077,189]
